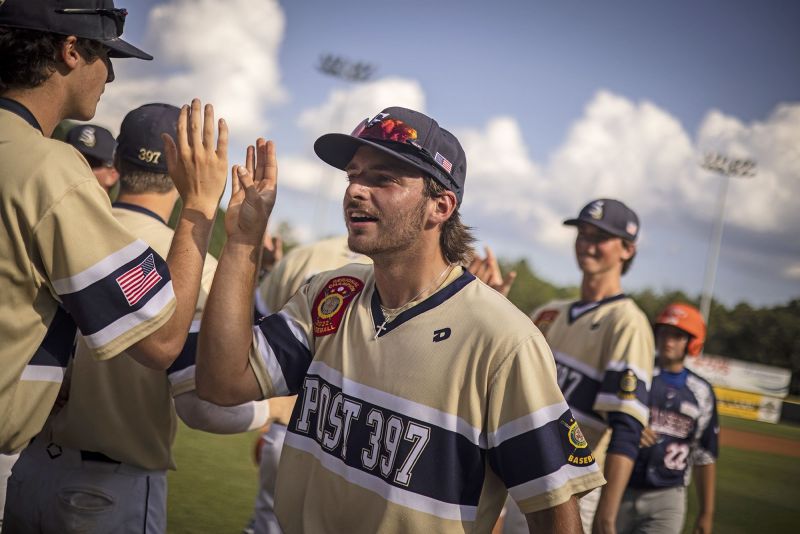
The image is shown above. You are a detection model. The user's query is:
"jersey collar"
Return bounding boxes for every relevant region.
[0,97,43,133]
[371,268,475,339]
[568,293,627,323]
[112,201,168,225]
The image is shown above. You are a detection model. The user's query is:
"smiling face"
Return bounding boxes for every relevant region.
[574,222,634,278]
[343,146,431,260]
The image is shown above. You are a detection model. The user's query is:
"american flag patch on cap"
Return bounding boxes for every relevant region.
[434,152,453,173]
[116,253,162,306]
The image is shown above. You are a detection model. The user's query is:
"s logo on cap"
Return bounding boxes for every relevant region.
[587,200,604,220]
[78,127,97,148]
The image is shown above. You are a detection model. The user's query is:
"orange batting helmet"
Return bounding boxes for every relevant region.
[654,303,706,356]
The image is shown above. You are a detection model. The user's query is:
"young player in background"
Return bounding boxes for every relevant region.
[506,199,654,534]
[617,303,718,534]
[65,123,120,193]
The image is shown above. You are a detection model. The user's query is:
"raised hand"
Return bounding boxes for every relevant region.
[225,139,278,243]
[162,99,228,218]
[468,246,517,297]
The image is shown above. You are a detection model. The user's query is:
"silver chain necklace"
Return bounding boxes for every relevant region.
[373,264,454,340]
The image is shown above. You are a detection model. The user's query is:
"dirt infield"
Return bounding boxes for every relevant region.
[720,427,800,458]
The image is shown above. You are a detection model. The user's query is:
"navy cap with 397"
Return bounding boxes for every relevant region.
[116,103,180,174]
[0,0,152,60]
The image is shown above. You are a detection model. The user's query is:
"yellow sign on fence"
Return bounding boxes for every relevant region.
[713,386,783,424]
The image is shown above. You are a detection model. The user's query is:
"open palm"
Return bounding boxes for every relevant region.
[226,139,278,241]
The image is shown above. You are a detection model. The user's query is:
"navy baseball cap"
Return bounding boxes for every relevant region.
[116,103,180,173]
[564,199,640,241]
[65,124,115,165]
[314,107,467,205]
[0,0,152,60]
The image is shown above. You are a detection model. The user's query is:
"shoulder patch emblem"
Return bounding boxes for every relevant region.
[312,276,364,337]
[618,369,638,400]
[532,309,559,335]
[560,413,595,467]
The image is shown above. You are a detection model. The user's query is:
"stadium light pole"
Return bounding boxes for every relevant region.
[312,54,377,238]
[698,152,756,324]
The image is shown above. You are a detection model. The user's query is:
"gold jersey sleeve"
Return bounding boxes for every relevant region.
[0,110,174,453]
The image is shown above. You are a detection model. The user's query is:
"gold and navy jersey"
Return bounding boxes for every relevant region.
[256,235,370,316]
[628,368,718,489]
[49,205,216,470]
[0,105,175,453]
[532,296,654,460]
[249,264,605,533]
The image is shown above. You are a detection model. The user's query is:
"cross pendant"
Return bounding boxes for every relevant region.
[374,320,388,340]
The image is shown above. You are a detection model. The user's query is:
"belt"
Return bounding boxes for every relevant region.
[80,450,121,464]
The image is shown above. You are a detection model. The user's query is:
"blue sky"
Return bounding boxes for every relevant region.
[97,0,800,307]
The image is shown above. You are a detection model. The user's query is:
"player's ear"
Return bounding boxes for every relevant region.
[59,36,83,71]
[620,240,636,261]
[427,189,457,226]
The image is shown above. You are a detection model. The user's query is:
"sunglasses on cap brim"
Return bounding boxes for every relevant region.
[55,7,128,36]
[351,115,456,185]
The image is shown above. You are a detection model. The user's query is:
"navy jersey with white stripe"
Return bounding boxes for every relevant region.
[629,368,719,489]
[248,264,605,533]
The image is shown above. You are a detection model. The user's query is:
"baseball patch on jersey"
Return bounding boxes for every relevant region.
[312,276,364,337]
[618,369,638,400]
[560,414,595,467]
[532,309,559,335]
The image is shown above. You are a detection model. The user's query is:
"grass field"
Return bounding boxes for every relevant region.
[167,417,800,533]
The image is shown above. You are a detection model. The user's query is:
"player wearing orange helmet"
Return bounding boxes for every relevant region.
[617,303,719,534]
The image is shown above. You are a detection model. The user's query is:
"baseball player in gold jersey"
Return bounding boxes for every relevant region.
[0,0,229,454]
[2,103,276,533]
[247,235,370,533]
[197,107,606,533]
[506,199,654,534]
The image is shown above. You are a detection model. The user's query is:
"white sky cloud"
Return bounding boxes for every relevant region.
[94,0,286,146]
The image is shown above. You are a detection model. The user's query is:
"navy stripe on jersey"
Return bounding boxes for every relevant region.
[28,306,77,368]
[595,366,649,422]
[567,294,628,323]
[167,332,197,376]
[258,313,313,394]
[488,409,596,489]
[0,97,42,132]
[553,359,604,425]
[112,202,168,225]
[371,269,475,338]
[288,372,485,507]
[59,246,171,336]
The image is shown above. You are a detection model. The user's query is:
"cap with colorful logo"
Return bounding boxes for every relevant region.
[564,198,640,241]
[116,103,180,173]
[65,123,115,166]
[0,0,151,60]
[313,107,467,205]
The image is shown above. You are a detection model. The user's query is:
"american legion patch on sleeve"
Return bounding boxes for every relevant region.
[312,276,364,337]
[559,414,595,467]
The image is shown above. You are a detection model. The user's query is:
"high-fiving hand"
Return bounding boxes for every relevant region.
[226,139,278,243]
[162,99,228,218]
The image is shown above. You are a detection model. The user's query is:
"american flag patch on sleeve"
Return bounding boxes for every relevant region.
[116,253,163,306]
[434,152,453,173]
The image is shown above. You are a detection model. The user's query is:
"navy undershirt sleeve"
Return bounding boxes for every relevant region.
[606,412,643,460]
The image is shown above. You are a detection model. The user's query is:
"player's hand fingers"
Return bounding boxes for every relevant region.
[188,98,203,149]
[262,140,277,188]
[246,145,255,178]
[255,138,267,183]
[176,104,190,158]
[231,165,243,197]
[162,133,178,177]
[202,103,215,149]
[215,118,228,160]
[500,271,517,296]
[237,165,254,190]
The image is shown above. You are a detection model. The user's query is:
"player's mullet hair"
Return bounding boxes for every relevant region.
[0,28,105,93]
[422,177,476,266]
[116,159,174,195]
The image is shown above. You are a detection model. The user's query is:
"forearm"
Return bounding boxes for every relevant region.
[196,235,263,405]
[594,452,635,532]
[694,463,716,518]
[525,496,582,534]
[127,207,215,369]
[174,391,269,433]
